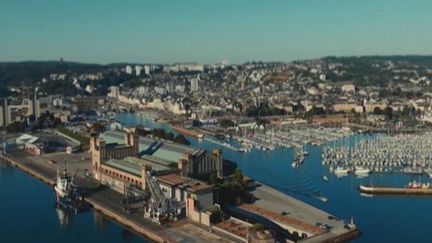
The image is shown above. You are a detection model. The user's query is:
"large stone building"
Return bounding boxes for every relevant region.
[94,130,223,179]
[89,129,217,225]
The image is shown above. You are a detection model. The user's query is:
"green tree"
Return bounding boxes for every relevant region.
[383,106,393,121]
[373,107,383,115]
[220,119,235,128]
[234,168,244,184]
[173,134,190,145]
[7,121,23,133]
[208,174,219,185]
[91,122,106,134]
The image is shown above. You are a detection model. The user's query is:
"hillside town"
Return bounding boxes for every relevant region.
[2,56,432,242]
[2,56,432,132]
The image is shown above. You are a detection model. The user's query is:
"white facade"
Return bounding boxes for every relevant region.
[190,78,199,92]
[135,65,142,76]
[125,65,133,74]
[175,85,186,93]
[341,84,356,93]
[319,74,326,81]
[108,86,120,98]
[144,65,150,75]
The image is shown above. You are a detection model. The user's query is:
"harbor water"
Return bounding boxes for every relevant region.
[0,160,146,243]
[116,112,432,243]
[2,111,431,243]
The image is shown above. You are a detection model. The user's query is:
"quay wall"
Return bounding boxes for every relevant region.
[1,153,55,185]
[0,153,172,243]
[171,125,202,138]
[85,197,167,243]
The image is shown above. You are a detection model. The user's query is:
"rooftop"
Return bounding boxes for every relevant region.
[104,156,178,177]
[157,173,214,194]
[101,130,200,163]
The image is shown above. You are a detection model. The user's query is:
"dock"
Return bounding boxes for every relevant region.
[241,183,360,242]
[0,151,241,243]
[359,185,432,195]
[171,125,204,138]
[203,137,246,152]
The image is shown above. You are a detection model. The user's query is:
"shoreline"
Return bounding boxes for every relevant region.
[0,152,171,243]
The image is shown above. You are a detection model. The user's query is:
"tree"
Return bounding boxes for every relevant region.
[220,119,235,129]
[250,223,265,232]
[234,168,244,184]
[373,107,383,115]
[192,120,201,127]
[173,134,190,145]
[7,121,23,133]
[383,106,393,121]
[91,122,106,134]
[208,174,219,185]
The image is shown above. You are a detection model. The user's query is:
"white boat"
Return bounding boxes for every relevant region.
[322,175,329,182]
[354,167,371,176]
[54,169,73,199]
[333,166,350,175]
[53,167,80,202]
[315,196,328,202]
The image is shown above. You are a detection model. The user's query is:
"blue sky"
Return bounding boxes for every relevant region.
[0,0,431,64]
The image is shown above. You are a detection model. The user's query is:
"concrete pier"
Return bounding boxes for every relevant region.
[242,183,360,242]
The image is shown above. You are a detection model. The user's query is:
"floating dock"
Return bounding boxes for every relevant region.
[359,185,432,195]
[203,137,246,152]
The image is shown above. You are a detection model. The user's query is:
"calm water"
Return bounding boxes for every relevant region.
[2,112,431,243]
[0,161,146,243]
[116,112,432,243]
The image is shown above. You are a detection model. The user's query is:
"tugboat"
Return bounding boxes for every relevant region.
[53,166,87,214]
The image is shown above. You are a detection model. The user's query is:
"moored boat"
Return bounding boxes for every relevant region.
[359,183,432,195]
[53,166,87,213]
[354,166,371,176]
[333,166,350,176]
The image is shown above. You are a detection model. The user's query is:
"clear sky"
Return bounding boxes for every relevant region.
[1,0,431,64]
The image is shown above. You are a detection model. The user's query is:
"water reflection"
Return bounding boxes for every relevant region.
[122,229,134,243]
[93,209,107,231]
[1,160,14,177]
[55,204,74,228]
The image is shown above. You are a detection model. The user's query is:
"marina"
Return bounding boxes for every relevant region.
[4,112,432,242]
[1,112,363,243]
[322,132,432,177]
[234,125,354,152]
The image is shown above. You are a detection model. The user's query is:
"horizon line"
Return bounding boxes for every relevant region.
[1,53,432,66]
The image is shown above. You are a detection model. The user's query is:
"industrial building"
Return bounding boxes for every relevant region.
[89,129,221,225]
[95,130,223,178]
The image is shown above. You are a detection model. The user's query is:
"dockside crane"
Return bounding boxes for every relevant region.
[143,171,176,224]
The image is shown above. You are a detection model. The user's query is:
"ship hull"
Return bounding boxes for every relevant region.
[359,185,432,195]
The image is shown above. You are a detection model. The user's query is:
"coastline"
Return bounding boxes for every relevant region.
[0,152,171,243]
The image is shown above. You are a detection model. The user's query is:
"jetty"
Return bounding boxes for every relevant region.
[236,183,360,242]
[203,137,247,152]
